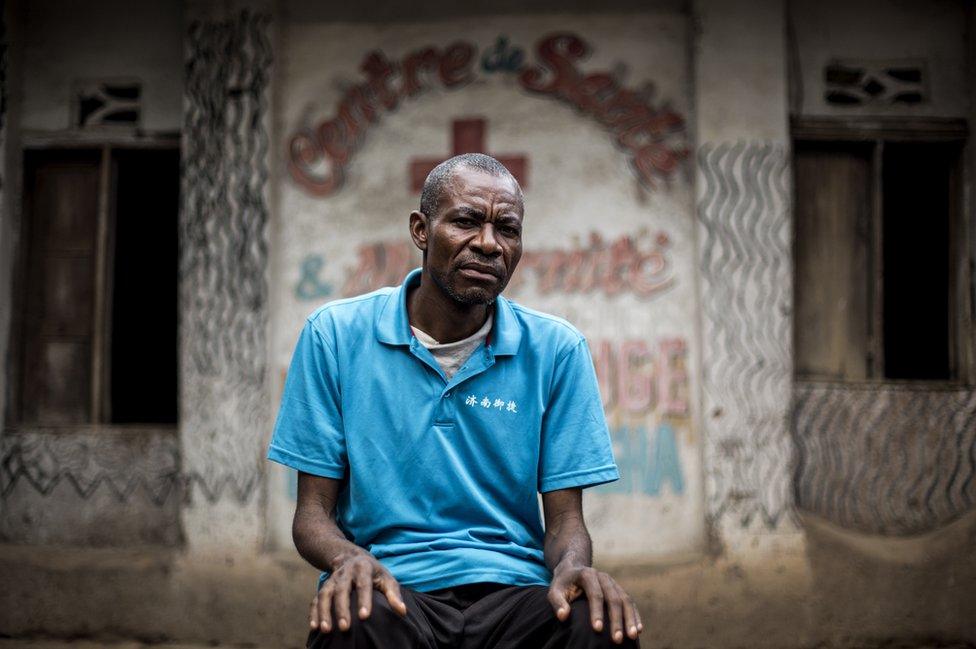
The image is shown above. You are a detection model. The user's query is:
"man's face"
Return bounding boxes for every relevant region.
[412,166,524,305]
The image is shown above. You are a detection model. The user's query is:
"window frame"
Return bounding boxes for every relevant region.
[791,116,973,386]
[5,134,180,429]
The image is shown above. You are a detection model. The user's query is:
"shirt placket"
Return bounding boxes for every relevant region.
[409,340,496,429]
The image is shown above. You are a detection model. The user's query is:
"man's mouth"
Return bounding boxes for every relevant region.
[457,262,502,282]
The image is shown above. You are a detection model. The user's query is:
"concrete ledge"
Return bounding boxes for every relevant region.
[0,546,316,647]
[799,509,976,646]
[1,521,974,649]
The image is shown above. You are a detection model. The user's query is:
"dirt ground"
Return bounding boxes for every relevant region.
[1,511,974,649]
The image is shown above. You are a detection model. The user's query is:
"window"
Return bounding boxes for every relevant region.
[9,147,179,425]
[792,121,968,382]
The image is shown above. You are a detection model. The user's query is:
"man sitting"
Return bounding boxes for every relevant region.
[268,153,642,648]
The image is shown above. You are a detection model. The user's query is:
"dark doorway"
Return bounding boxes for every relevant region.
[882,143,953,380]
[110,149,180,423]
[12,147,179,426]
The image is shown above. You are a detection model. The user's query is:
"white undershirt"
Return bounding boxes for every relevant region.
[411,313,494,380]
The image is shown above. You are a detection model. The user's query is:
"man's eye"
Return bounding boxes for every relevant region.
[501,227,521,237]
[456,218,477,228]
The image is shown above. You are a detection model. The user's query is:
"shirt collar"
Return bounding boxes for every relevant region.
[375,267,522,356]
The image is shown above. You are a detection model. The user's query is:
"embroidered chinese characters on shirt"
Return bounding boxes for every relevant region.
[465,394,517,413]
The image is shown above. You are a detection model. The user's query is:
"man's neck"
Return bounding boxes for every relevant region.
[407,270,491,344]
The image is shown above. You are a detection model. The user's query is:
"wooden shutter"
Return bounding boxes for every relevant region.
[20,152,101,424]
[793,141,873,380]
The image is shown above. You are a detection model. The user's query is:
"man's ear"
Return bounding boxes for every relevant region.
[409,210,429,252]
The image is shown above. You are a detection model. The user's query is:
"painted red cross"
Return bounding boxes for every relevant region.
[409,117,528,192]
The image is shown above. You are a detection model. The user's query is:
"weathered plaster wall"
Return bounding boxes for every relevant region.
[787,0,976,541]
[269,11,704,562]
[2,0,277,552]
[0,0,186,546]
[0,0,14,453]
[794,383,976,535]
[790,0,970,118]
[0,428,182,545]
[970,0,976,385]
[19,0,183,132]
[692,0,798,550]
[0,1,16,535]
[179,1,274,553]
[694,1,789,143]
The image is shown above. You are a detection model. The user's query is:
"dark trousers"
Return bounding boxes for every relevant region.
[306,582,639,649]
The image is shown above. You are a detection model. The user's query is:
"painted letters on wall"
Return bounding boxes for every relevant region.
[288,32,688,197]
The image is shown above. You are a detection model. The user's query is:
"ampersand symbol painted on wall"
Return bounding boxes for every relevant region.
[295,254,333,301]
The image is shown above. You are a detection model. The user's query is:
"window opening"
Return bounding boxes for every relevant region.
[109,149,179,423]
[823,60,927,106]
[12,147,179,426]
[793,136,963,382]
[75,80,142,128]
[882,143,953,380]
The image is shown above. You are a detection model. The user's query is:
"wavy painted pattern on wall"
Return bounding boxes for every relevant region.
[793,382,976,535]
[0,430,180,505]
[180,9,273,503]
[696,141,796,533]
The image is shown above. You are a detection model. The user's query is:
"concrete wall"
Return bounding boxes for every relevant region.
[178,0,274,554]
[0,428,182,546]
[790,0,970,118]
[692,0,798,551]
[787,0,976,542]
[0,0,19,463]
[0,0,186,546]
[269,9,705,562]
[794,384,976,535]
[19,0,183,132]
[785,2,976,645]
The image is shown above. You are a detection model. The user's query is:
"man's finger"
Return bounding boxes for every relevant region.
[547,584,572,621]
[317,585,335,633]
[621,591,639,640]
[355,566,374,620]
[579,568,604,632]
[309,596,319,629]
[598,574,624,644]
[634,602,644,633]
[333,576,353,631]
[378,575,408,617]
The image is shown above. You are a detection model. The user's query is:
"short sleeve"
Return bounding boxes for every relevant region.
[267,318,347,479]
[538,338,619,493]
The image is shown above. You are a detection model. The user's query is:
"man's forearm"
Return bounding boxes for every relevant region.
[544,510,593,573]
[293,500,369,573]
[294,474,407,630]
[542,490,643,642]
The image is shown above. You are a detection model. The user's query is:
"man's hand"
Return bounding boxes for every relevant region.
[310,550,407,633]
[548,562,642,644]
[541,488,642,644]
[293,473,408,633]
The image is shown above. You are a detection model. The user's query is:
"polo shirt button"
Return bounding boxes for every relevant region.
[445,391,453,398]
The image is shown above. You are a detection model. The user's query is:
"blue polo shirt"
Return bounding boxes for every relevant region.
[268,268,618,592]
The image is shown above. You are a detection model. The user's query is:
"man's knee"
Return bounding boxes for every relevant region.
[307,590,412,649]
[565,598,639,648]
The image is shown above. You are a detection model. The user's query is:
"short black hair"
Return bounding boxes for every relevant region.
[419,153,523,218]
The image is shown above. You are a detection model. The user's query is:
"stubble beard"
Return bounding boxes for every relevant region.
[430,264,500,306]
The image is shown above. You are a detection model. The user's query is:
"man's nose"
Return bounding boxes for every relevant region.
[470,224,501,255]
